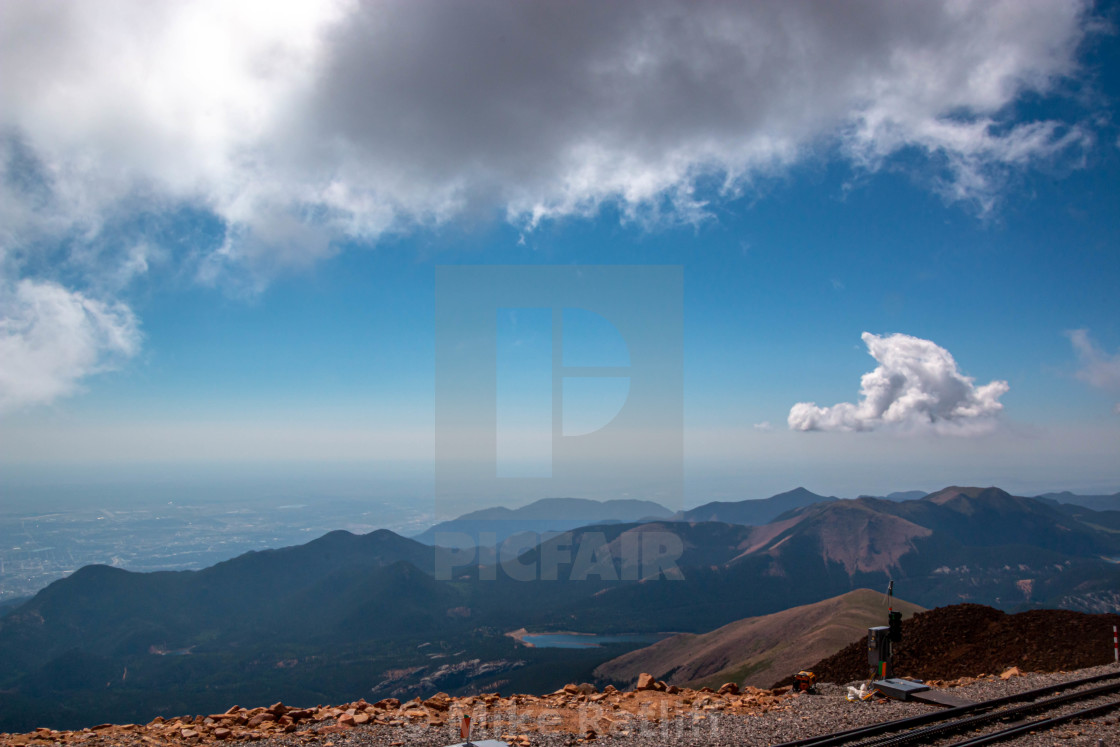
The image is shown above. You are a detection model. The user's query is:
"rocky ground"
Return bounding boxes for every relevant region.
[793,604,1120,686]
[3,665,1118,747]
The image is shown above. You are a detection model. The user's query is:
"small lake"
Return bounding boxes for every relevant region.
[520,632,670,649]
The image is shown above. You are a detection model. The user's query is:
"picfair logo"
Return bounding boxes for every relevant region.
[433,265,683,577]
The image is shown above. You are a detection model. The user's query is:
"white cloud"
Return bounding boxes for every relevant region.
[753,421,773,432]
[788,332,1009,435]
[1067,329,1120,412]
[0,0,1099,277]
[0,279,140,412]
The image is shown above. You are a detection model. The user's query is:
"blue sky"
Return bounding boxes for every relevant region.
[2,1,1120,513]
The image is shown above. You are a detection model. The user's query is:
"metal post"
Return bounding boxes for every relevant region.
[1113,625,1118,664]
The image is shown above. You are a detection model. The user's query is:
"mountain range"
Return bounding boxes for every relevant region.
[415,487,1120,546]
[674,486,836,525]
[1035,491,1120,513]
[413,497,673,546]
[2,485,1119,731]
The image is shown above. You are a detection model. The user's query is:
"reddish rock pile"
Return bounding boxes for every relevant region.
[793,603,1120,686]
[0,676,795,747]
[0,700,402,746]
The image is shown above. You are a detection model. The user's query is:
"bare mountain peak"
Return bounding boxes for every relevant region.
[681,487,837,527]
[777,487,819,498]
[594,589,924,690]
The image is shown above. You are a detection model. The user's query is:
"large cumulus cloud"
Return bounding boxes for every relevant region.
[0,0,1102,409]
[788,333,1009,434]
[1,1,1097,265]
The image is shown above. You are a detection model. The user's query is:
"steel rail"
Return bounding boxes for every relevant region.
[772,668,1120,747]
[947,697,1120,747]
[851,680,1120,747]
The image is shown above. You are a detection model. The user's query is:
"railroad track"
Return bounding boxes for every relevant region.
[773,669,1120,747]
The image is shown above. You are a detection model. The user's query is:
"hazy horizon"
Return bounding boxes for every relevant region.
[3,459,1118,518]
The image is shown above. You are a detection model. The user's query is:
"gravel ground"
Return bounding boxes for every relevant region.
[247,665,1120,747]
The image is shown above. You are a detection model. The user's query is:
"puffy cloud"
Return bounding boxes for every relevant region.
[0,279,140,412]
[788,333,1009,434]
[1067,329,1120,412]
[0,0,1099,277]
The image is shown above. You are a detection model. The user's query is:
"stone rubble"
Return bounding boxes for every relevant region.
[0,674,793,747]
[6,666,1119,747]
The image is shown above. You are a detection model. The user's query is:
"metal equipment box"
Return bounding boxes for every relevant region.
[868,625,891,668]
[872,677,930,701]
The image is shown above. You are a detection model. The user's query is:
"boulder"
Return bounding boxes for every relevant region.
[635,673,657,691]
[423,692,451,711]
